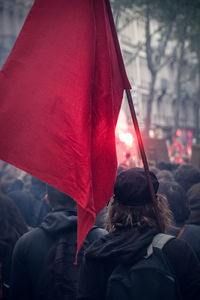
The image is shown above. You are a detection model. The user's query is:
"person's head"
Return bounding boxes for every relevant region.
[30,176,46,200]
[156,170,174,183]
[158,181,189,226]
[0,192,28,247]
[46,184,77,211]
[186,182,200,225]
[149,166,160,176]
[174,164,200,192]
[156,161,179,172]
[105,168,172,233]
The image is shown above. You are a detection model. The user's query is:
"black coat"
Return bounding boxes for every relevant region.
[9,210,79,300]
[0,242,13,300]
[77,226,200,300]
[10,209,107,300]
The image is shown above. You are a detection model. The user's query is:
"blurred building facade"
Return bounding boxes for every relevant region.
[0,0,199,146]
[116,8,199,143]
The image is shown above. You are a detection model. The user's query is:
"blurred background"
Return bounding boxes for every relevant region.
[112,0,200,168]
[0,0,200,168]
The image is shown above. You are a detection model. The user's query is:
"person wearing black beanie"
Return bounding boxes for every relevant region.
[78,168,200,300]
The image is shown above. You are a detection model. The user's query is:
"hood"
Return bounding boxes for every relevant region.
[86,226,158,264]
[40,210,77,235]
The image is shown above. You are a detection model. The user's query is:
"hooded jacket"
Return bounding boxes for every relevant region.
[78,226,200,300]
[9,210,79,300]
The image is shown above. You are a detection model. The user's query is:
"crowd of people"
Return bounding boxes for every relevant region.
[0,159,200,299]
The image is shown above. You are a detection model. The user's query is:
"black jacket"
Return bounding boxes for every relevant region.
[10,210,80,300]
[0,242,13,300]
[10,209,107,300]
[178,224,200,261]
[0,220,26,300]
[77,226,200,300]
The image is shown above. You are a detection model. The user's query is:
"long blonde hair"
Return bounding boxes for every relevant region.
[105,194,173,233]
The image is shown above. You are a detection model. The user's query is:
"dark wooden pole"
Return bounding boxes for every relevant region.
[125,89,164,232]
[104,0,164,232]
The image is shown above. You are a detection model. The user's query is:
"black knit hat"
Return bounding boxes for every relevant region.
[114,168,159,206]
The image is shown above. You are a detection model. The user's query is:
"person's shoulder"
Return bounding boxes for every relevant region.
[164,236,194,253]
[86,233,108,250]
[14,227,44,252]
[20,227,43,240]
[163,236,200,267]
[86,226,108,244]
[84,231,116,260]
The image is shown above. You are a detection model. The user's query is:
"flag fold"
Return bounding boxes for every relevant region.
[0,0,131,251]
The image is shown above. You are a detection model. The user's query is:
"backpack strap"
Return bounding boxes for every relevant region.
[145,233,175,258]
[177,224,187,239]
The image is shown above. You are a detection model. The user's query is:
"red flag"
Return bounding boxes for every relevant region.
[0,0,131,252]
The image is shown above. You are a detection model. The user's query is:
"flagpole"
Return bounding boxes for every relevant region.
[104,0,164,232]
[125,89,164,232]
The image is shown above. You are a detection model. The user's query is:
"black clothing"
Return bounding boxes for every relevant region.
[0,243,13,300]
[95,206,107,229]
[186,182,200,225]
[10,209,106,300]
[86,226,107,244]
[178,224,200,261]
[78,226,200,300]
[0,222,26,300]
[10,210,78,300]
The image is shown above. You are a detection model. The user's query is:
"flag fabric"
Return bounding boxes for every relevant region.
[0,0,131,252]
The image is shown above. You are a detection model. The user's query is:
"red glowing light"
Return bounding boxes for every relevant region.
[119,132,133,146]
[176,129,182,137]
